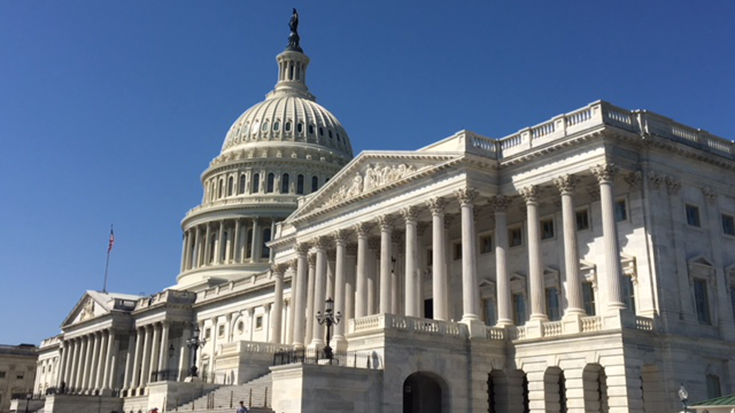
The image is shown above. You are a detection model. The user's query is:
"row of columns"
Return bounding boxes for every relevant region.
[181,218,277,272]
[120,321,186,396]
[56,329,118,395]
[274,164,626,346]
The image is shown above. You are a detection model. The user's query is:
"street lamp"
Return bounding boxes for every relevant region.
[316,297,341,364]
[186,326,206,377]
[168,344,175,358]
[678,383,688,413]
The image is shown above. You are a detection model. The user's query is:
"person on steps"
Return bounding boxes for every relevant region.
[237,400,249,413]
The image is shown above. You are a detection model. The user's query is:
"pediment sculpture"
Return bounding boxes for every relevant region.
[80,298,95,321]
[322,163,419,209]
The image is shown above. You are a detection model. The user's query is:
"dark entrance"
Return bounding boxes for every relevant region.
[424,299,433,319]
[403,372,442,413]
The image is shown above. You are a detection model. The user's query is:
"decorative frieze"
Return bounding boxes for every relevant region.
[624,171,643,190]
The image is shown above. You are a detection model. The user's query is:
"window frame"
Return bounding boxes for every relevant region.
[693,277,711,324]
[540,217,555,241]
[614,197,628,222]
[479,233,493,254]
[722,213,735,236]
[685,204,701,227]
[575,208,591,231]
[508,226,523,248]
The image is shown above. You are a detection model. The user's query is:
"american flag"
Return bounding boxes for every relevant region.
[108,226,115,252]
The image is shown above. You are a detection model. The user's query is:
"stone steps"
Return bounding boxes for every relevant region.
[173,373,273,412]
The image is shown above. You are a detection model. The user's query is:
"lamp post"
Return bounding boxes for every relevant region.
[316,297,341,364]
[186,326,206,377]
[678,383,688,413]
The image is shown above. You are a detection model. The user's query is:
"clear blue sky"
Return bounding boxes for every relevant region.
[1,1,733,345]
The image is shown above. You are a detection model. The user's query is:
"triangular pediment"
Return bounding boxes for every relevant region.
[290,151,462,223]
[61,290,118,328]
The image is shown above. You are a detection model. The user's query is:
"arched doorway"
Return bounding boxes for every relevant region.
[403,372,444,413]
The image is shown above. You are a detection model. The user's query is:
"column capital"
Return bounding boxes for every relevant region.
[665,175,681,195]
[519,185,540,204]
[454,187,478,206]
[346,243,358,255]
[353,222,372,237]
[308,253,317,267]
[332,228,349,245]
[490,195,509,212]
[327,249,337,261]
[587,183,601,201]
[590,163,619,183]
[312,235,329,251]
[624,170,644,190]
[272,262,288,276]
[426,197,446,215]
[376,214,393,231]
[702,186,718,204]
[288,258,298,269]
[295,242,310,256]
[400,205,419,222]
[553,174,578,194]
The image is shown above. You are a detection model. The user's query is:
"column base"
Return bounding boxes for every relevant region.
[306,339,325,352]
[494,318,514,328]
[331,335,348,352]
[460,318,486,338]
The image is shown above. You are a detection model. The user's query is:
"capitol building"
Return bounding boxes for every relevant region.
[27,13,735,413]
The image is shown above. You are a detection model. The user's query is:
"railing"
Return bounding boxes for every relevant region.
[635,316,655,331]
[150,369,187,382]
[486,327,505,340]
[272,348,380,369]
[542,321,563,337]
[350,314,467,337]
[220,340,292,355]
[581,316,602,332]
[508,326,526,341]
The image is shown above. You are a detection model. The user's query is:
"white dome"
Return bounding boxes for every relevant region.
[221,94,353,159]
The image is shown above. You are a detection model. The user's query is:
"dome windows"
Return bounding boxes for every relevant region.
[218,179,224,198]
[319,127,324,137]
[238,174,246,194]
[328,130,333,139]
[297,174,305,195]
[266,173,275,193]
[227,176,234,196]
[297,122,304,134]
[308,124,315,135]
[252,173,260,193]
[261,121,269,132]
[311,176,319,192]
[273,121,280,132]
[285,121,292,132]
[252,120,260,134]
[281,173,290,194]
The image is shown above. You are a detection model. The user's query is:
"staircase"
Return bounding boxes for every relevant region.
[173,373,273,413]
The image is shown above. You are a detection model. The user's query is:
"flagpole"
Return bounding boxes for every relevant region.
[103,224,114,293]
[103,249,111,293]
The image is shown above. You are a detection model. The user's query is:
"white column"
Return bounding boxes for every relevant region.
[203,224,212,266]
[493,196,513,326]
[139,325,153,391]
[149,323,161,382]
[75,336,88,391]
[286,260,297,344]
[192,226,201,268]
[215,220,225,264]
[102,331,116,391]
[377,215,393,314]
[402,206,419,317]
[94,331,107,392]
[178,326,192,381]
[427,197,448,321]
[64,339,77,390]
[180,230,189,272]
[271,264,285,344]
[305,253,316,345]
[456,188,481,322]
[554,175,585,316]
[591,164,625,311]
[309,237,328,348]
[333,229,348,349]
[87,333,101,393]
[250,218,260,263]
[391,234,401,314]
[367,238,379,315]
[233,219,241,263]
[123,333,137,392]
[521,185,548,321]
[354,223,370,318]
[293,245,309,348]
[157,322,170,377]
[56,341,68,388]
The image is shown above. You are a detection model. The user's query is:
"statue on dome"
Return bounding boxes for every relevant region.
[287,8,302,52]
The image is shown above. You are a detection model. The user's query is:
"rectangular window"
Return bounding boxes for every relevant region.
[582,282,596,316]
[706,375,722,399]
[453,242,462,260]
[694,278,711,324]
[509,227,523,247]
[615,199,628,222]
[686,204,701,227]
[622,275,636,314]
[730,286,735,322]
[483,299,497,326]
[722,214,735,236]
[218,324,225,338]
[480,235,493,254]
[204,328,211,340]
[426,248,433,267]
[0,371,5,378]
[541,219,555,240]
[255,315,263,330]
[513,294,526,326]
[16,374,23,380]
[576,209,590,231]
[545,287,561,321]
